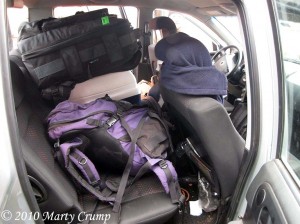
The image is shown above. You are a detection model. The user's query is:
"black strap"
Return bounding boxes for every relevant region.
[112,115,147,213]
[127,161,152,187]
[142,22,151,63]
[127,158,185,209]
[69,150,99,188]
[127,159,184,205]
[34,58,65,80]
[41,81,75,104]
[160,161,181,204]
[64,144,115,202]
[67,163,115,201]
[115,100,133,115]
[142,95,162,116]
[103,100,133,129]
[82,200,99,224]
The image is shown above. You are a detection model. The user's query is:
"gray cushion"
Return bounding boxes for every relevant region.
[161,85,245,198]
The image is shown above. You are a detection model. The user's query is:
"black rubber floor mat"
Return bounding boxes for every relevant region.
[166,210,218,224]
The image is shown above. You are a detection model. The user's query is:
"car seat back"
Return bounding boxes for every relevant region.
[160,85,245,199]
[10,58,83,217]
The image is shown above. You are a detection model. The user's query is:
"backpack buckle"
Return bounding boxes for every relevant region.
[159,160,168,169]
[54,139,60,149]
[78,157,87,165]
[106,115,119,128]
[91,180,100,190]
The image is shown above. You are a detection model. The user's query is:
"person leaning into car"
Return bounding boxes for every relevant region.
[149,16,227,103]
[147,16,177,101]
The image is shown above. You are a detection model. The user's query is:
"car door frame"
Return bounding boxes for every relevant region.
[228,0,300,222]
[1,1,43,224]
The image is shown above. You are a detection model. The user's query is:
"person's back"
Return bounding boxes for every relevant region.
[155,32,211,68]
[155,32,227,103]
[147,16,177,101]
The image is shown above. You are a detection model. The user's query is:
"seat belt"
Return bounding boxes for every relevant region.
[138,22,152,82]
[142,22,151,63]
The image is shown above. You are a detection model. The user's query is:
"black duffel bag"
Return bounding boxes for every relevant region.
[17,9,141,100]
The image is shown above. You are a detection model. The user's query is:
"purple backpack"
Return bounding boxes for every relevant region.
[47,97,184,213]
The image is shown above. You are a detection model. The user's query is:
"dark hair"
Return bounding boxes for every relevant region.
[156,17,177,34]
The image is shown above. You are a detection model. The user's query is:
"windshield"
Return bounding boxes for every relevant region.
[153,9,226,51]
[278,2,300,78]
[280,20,300,64]
[213,16,242,45]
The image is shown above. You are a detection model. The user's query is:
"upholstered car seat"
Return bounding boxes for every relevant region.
[160,85,245,199]
[10,57,178,224]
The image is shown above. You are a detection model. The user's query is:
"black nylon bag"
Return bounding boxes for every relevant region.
[17,9,141,89]
[17,8,109,40]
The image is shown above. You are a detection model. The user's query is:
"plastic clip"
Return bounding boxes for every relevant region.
[54,139,60,149]
[106,115,119,128]
[159,160,168,169]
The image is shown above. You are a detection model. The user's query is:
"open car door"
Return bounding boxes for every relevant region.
[242,159,300,223]
[230,0,300,223]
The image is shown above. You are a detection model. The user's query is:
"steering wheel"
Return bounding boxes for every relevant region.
[212,45,242,78]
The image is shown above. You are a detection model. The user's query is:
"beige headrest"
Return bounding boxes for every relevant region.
[69,71,139,104]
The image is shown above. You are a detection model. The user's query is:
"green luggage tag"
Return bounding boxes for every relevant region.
[101,16,110,25]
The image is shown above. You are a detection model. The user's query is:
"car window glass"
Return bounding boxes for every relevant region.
[7,6,28,49]
[124,6,138,28]
[277,0,300,182]
[214,16,242,44]
[54,6,138,28]
[153,9,223,52]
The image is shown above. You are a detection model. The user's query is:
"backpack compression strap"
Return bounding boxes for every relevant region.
[112,114,147,213]
[128,157,185,206]
[59,138,115,202]
[120,96,183,205]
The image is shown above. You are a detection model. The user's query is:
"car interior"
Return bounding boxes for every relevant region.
[6,0,248,223]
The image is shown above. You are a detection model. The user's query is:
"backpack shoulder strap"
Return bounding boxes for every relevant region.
[128,157,185,207]
[141,95,162,116]
[150,159,183,203]
[58,138,115,202]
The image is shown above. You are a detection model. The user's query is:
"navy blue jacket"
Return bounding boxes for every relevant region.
[155,32,227,102]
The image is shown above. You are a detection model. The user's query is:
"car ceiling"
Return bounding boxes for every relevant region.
[12,0,237,17]
[8,0,239,46]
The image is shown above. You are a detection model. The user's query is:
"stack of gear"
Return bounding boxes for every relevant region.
[17,9,141,103]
